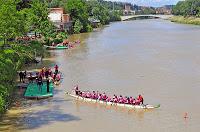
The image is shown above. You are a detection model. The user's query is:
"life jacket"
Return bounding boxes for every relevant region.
[86,92,91,98]
[92,93,96,99]
[103,94,107,100]
[129,97,133,104]
[56,74,61,80]
[119,96,123,103]
[133,99,136,105]
[139,95,143,102]
[55,65,58,70]
[136,99,140,105]
[106,97,111,102]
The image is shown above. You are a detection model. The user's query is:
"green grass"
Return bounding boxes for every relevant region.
[169,16,200,25]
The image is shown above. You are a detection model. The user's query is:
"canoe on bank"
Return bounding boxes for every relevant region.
[44,45,68,50]
[66,92,160,109]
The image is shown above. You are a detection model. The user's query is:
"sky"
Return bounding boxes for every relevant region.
[107,0,181,7]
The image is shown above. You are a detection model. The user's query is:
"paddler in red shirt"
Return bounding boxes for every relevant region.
[138,94,144,105]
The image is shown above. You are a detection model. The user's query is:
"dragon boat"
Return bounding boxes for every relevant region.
[66,92,160,109]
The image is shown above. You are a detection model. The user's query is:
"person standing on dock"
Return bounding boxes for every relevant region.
[41,68,45,78]
[54,65,59,75]
[19,71,24,82]
[23,71,27,82]
[45,69,49,79]
[37,76,43,93]
[46,77,50,93]
[29,73,33,83]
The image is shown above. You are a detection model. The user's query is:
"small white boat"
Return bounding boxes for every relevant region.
[66,92,160,109]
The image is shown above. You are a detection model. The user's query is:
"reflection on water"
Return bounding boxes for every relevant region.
[73,99,151,119]
[1,19,200,132]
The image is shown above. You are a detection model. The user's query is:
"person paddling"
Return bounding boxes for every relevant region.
[138,94,144,105]
[102,92,107,101]
[74,85,80,95]
[119,95,123,103]
[92,91,96,99]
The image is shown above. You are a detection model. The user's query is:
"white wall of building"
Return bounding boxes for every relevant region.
[48,13,62,22]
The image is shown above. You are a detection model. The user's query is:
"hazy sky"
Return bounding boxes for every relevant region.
[107,0,180,7]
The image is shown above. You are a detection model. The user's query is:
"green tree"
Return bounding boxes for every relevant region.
[56,32,68,40]
[65,0,89,32]
[73,19,83,34]
[48,0,61,8]
[87,1,110,25]
[0,0,27,44]
[28,0,54,37]
[173,0,200,17]
[109,11,121,22]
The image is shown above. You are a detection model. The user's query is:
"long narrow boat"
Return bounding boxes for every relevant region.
[66,92,160,109]
[44,45,68,50]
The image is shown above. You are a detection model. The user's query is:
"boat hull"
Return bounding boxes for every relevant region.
[66,92,160,109]
[44,45,68,50]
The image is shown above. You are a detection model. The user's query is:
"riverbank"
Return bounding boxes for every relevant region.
[0,40,45,115]
[169,16,200,25]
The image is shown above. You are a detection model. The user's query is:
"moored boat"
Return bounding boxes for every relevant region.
[44,45,68,50]
[66,92,160,109]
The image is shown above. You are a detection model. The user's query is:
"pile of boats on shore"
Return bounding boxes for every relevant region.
[66,86,160,110]
[44,40,80,50]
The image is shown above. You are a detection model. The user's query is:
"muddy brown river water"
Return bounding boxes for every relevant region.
[1,19,200,132]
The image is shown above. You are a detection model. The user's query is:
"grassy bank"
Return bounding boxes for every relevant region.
[169,16,200,25]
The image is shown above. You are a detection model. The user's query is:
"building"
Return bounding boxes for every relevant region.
[123,3,136,15]
[48,8,72,32]
[88,17,100,28]
[155,5,173,15]
[123,3,132,15]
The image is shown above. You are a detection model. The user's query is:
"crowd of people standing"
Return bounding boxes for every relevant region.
[19,65,60,93]
[19,71,27,83]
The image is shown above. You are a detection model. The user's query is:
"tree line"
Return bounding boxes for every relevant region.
[48,0,122,33]
[172,0,200,17]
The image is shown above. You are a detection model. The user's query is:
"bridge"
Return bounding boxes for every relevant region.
[120,15,173,21]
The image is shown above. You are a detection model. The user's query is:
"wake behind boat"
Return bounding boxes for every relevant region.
[66,86,160,110]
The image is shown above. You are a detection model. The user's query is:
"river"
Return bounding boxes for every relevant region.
[1,19,200,132]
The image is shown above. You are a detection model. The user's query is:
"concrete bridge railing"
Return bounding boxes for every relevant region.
[120,15,173,21]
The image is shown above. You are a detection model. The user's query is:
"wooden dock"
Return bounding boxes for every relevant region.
[24,81,54,99]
